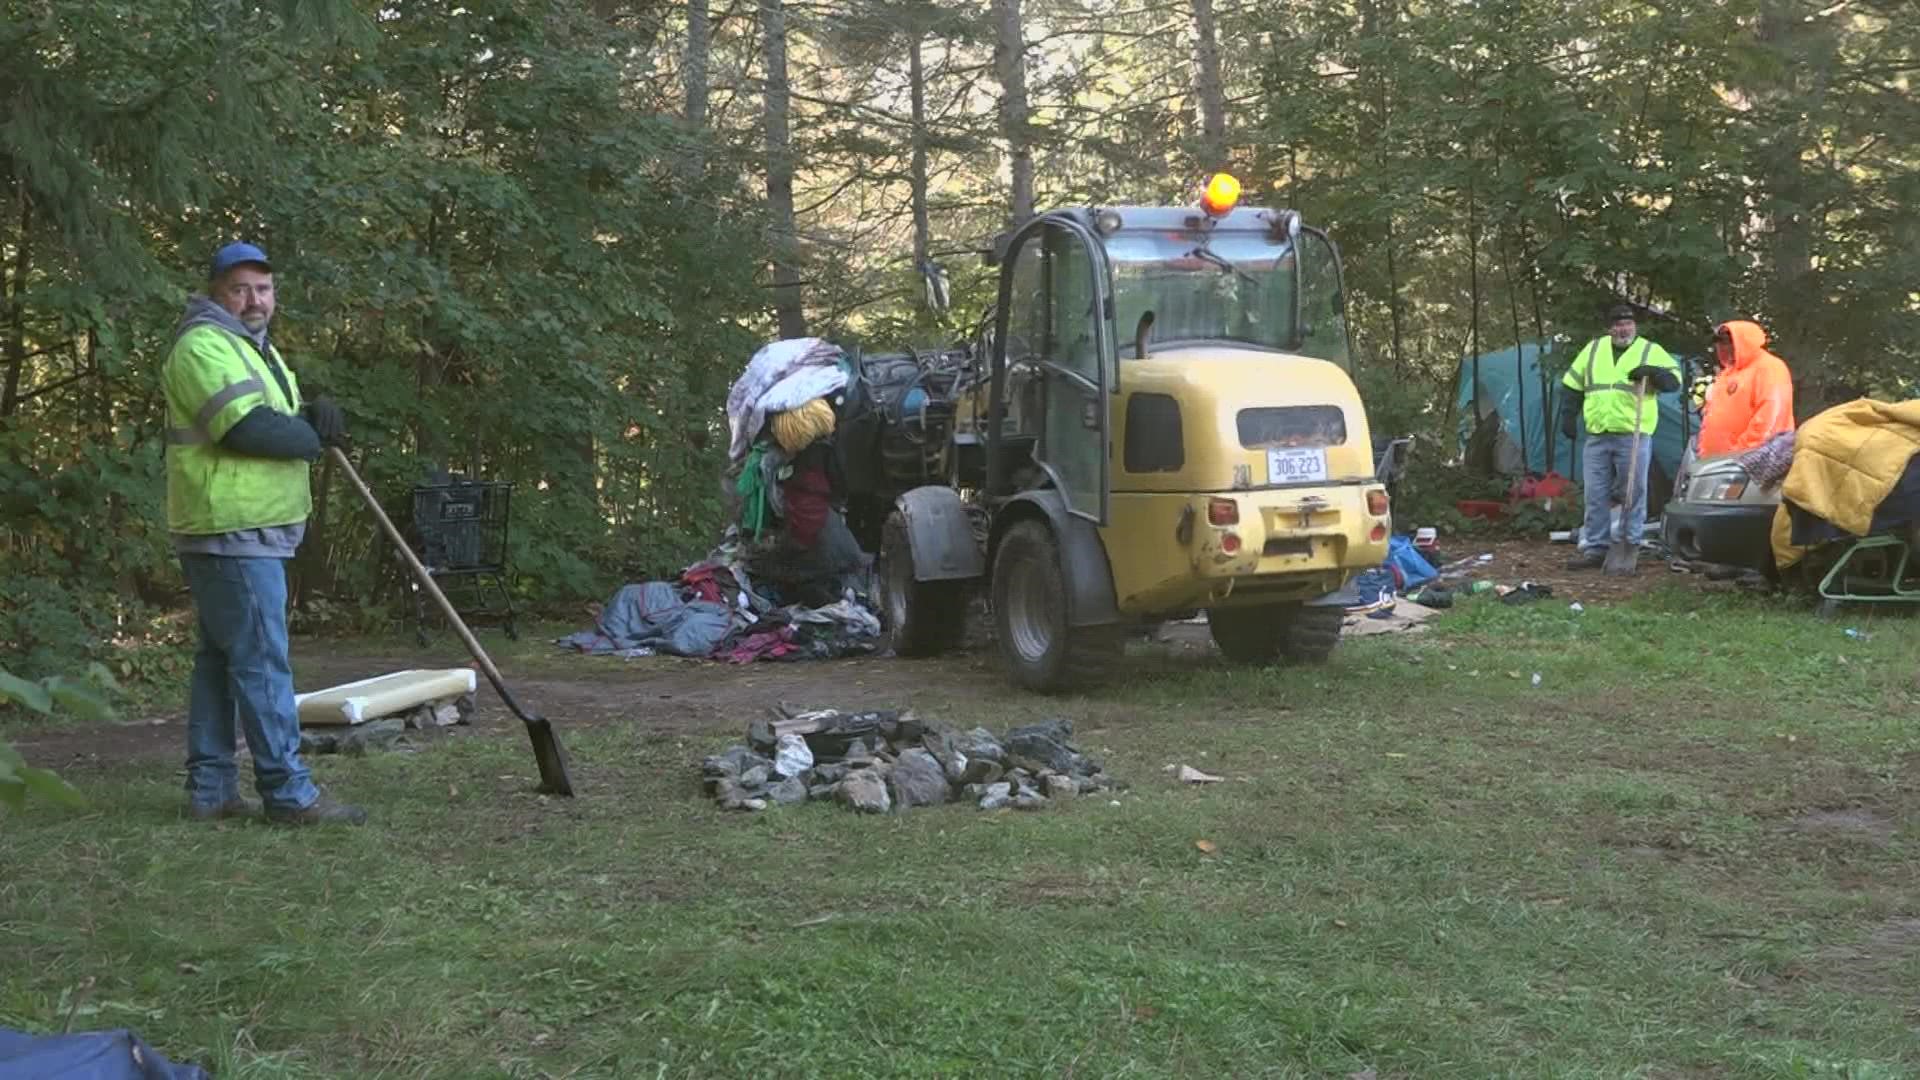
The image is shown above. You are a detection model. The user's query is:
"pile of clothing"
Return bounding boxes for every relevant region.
[558,338,888,664]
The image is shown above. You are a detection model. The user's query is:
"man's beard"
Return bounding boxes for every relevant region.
[240,312,270,333]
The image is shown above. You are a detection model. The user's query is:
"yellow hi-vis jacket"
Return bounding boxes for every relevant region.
[1561,336,1679,436]
[163,325,310,535]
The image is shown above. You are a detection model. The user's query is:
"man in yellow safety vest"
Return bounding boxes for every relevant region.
[1558,304,1681,569]
[164,242,365,825]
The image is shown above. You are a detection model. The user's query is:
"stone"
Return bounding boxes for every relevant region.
[837,768,892,814]
[881,709,927,747]
[1005,719,1087,775]
[957,757,1004,786]
[341,717,407,756]
[887,749,951,809]
[714,778,757,809]
[922,731,968,782]
[299,729,341,755]
[743,798,768,811]
[432,702,463,727]
[978,791,1012,810]
[747,715,778,755]
[1007,768,1033,787]
[1013,788,1048,811]
[812,762,850,784]
[808,783,840,801]
[768,777,809,805]
[702,746,772,782]
[739,765,771,788]
[1072,774,1106,795]
[773,733,814,779]
[954,727,1007,765]
[1043,773,1077,800]
[402,707,432,731]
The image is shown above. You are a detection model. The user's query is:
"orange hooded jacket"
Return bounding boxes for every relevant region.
[1697,320,1794,456]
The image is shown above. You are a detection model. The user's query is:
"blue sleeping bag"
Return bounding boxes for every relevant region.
[0,1027,209,1079]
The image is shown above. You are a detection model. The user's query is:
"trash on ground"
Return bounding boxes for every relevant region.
[1342,600,1439,637]
[1844,628,1873,642]
[701,709,1115,813]
[1569,602,1585,613]
[1498,581,1554,605]
[1177,765,1224,784]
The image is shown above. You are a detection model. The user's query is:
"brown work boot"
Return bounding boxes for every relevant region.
[185,795,261,821]
[1564,549,1605,571]
[265,793,368,826]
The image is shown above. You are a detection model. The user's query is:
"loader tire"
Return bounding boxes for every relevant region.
[1280,604,1343,664]
[878,511,966,657]
[991,519,1119,693]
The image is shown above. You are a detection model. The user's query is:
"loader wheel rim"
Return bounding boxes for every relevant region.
[1004,545,1062,663]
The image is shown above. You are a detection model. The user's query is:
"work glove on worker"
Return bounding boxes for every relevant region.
[302,397,349,448]
[1625,365,1679,393]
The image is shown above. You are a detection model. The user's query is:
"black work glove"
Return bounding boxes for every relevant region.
[1559,392,1582,441]
[302,397,348,447]
[1626,365,1679,392]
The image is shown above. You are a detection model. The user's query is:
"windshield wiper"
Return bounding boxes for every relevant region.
[1185,246,1261,287]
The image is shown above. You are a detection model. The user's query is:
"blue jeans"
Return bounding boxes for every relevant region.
[1580,433,1653,552]
[180,555,319,812]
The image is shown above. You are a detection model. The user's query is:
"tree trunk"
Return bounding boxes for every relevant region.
[1190,0,1227,171]
[761,0,807,337]
[993,0,1034,223]
[909,35,931,268]
[2,191,30,420]
[685,0,710,128]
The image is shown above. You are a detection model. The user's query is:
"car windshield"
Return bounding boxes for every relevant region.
[1106,230,1299,356]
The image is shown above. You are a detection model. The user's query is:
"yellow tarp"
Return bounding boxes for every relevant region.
[1770,398,1920,570]
[295,669,477,727]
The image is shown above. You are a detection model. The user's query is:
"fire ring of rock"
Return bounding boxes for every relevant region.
[701,707,1115,813]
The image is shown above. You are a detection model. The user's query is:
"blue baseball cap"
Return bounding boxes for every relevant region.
[208,241,272,279]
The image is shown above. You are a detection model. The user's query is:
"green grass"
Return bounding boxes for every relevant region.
[3,586,1918,1077]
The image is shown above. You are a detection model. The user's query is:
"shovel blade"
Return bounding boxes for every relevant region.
[522,716,577,796]
[1602,539,1639,576]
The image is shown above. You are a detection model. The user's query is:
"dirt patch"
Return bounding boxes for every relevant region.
[9,649,1003,772]
[1811,916,1920,1000]
[1434,538,1683,605]
[1790,807,1897,847]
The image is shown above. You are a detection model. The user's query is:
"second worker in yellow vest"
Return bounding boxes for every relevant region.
[1558,304,1681,570]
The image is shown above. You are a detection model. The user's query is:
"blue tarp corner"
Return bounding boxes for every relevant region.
[0,1027,210,1080]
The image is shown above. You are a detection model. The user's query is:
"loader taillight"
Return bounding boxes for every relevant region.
[1370,524,1387,542]
[1221,532,1242,554]
[1366,488,1389,515]
[1207,498,1239,526]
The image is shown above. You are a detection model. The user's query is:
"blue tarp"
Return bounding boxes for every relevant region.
[0,1027,209,1079]
[556,581,735,657]
[1454,342,1701,485]
[1384,534,1438,591]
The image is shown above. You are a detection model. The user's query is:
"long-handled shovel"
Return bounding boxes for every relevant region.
[328,446,577,796]
[1603,377,1650,577]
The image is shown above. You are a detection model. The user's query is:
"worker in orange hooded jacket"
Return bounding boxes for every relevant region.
[1697,320,1794,456]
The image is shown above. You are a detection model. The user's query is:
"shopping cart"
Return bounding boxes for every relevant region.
[409,474,517,645]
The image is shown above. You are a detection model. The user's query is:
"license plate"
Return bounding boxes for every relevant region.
[1266,447,1328,485]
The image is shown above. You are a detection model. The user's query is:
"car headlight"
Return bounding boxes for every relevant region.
[1704,477,1748,500]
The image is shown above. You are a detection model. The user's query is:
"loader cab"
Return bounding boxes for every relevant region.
[976,193,1356,520]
